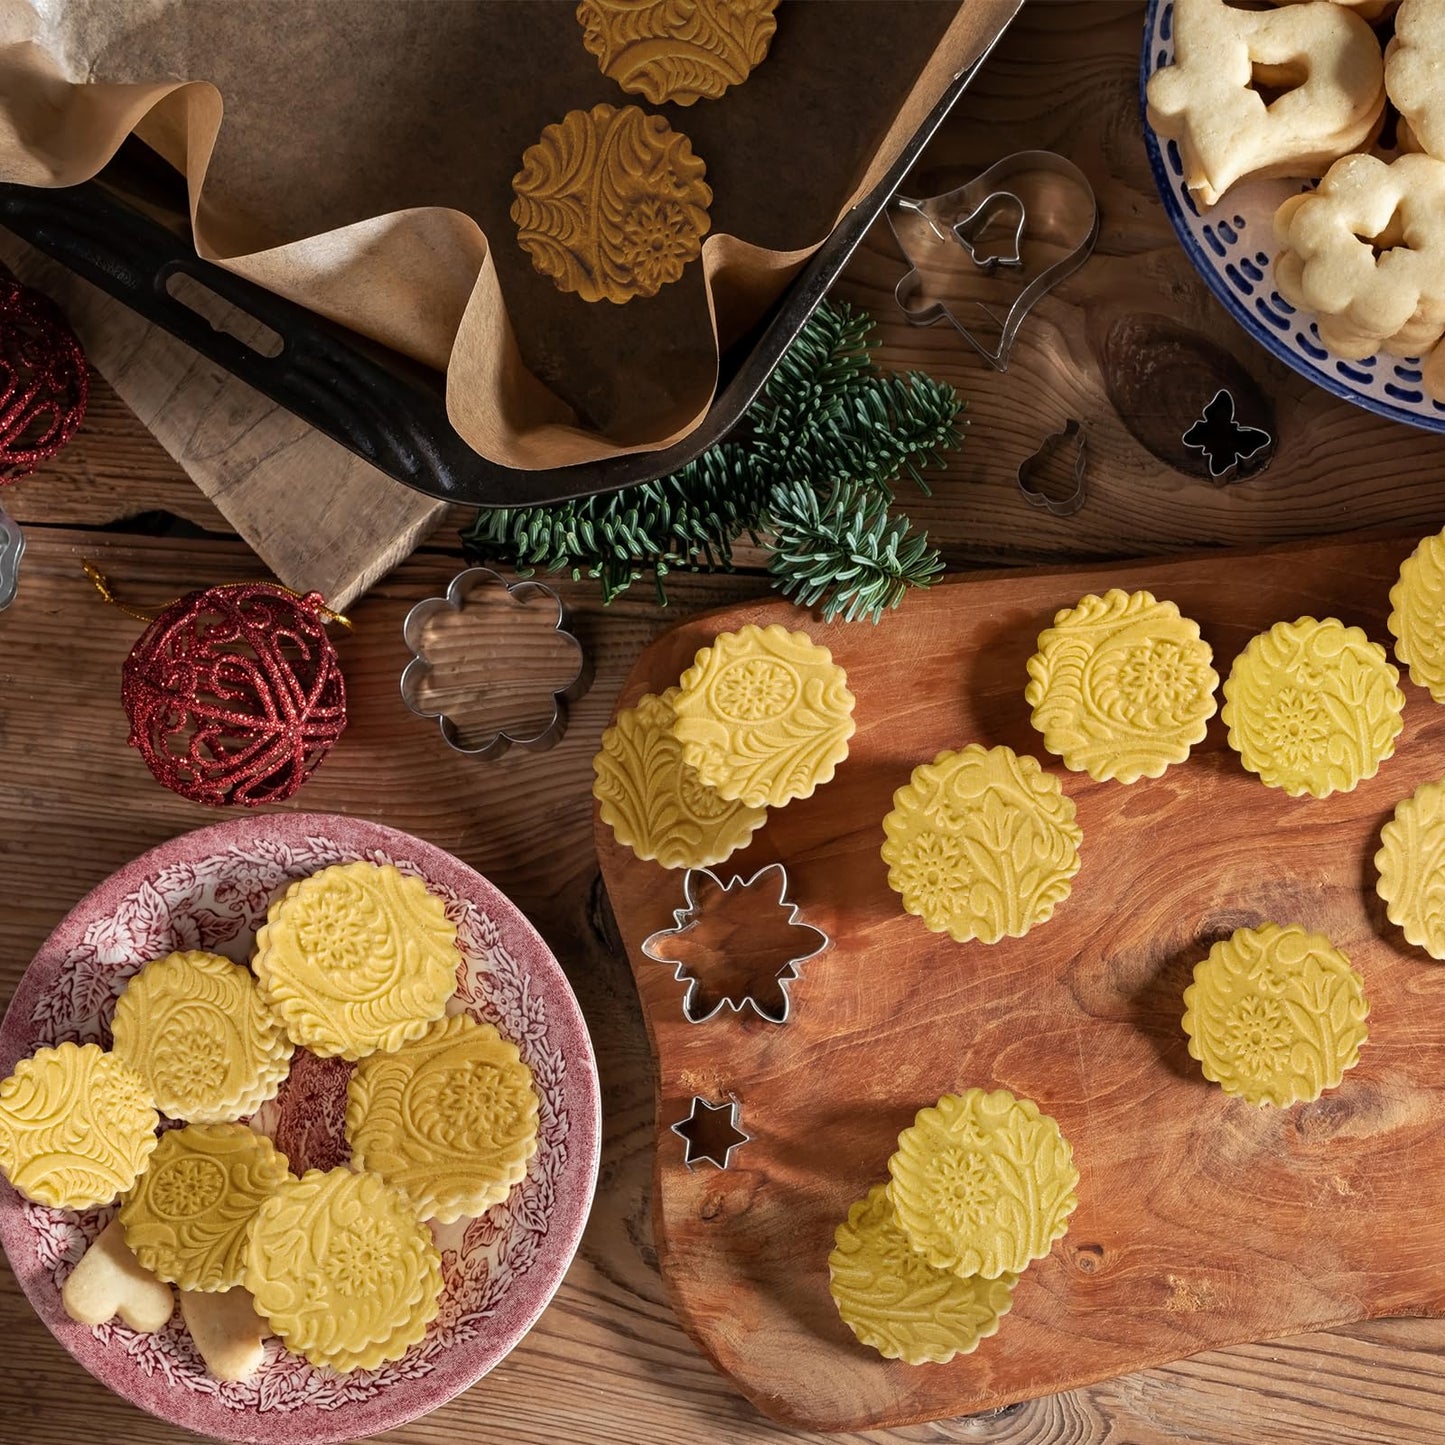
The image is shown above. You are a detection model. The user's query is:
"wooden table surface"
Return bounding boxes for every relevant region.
[3,4,1445,1442]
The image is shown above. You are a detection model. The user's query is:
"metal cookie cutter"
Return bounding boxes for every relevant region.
[1017,418,1088,517]
[889,150,1099,371]
[400,567,591,759]
[671,1095,752,1171]
[1181,388,1274,481]
[0,497,21,610]
[642,864,829,1025]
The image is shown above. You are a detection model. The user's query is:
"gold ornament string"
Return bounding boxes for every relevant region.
[81,562,352,628]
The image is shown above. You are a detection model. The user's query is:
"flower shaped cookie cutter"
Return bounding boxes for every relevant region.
[0,496,22,610]
[400,567,591,759]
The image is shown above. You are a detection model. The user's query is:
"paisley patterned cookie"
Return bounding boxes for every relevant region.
[1376,778,1445,959]
[1221,617,1404,798]
[111,951,293,1123]
[594,687,767,868]
[577,0,779,106]
[120,1124,290,1292]
[1183,924,1369,1108]
[1388,528,1445,701]
[511,103,711,304]
[246,1167,443,1373]
[346,1014,540,1224]
[887,1089,1079,1280]
[881,745,1082,944]
[253,861,459,1061]
[1025,589,1218,783]
[829,1182,1016,1364]
[670,624,855,808]
[0,1043,158,1209]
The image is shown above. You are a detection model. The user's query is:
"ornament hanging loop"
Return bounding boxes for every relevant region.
[82,561,155,623]
[82,561,350,629]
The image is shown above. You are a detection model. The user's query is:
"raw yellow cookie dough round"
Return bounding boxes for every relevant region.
[880,744,1082,944]
[1025,588,1218,783]
[346,1013,540,1224]
[253,861,459,1062]
[111,951,293,1123]
[0,1043,158,1210]
[1221,617,1404,798]
[887,1089,1079,1280]
[119,1124,290,1292]
[1182,923,1369,1107]
[671,623,856,808]
[829,1182,1017,1364]
[1377,778,1445,958]
[246,1167,443,1373]
[593,687,766,868]
[1388,528,1445,701]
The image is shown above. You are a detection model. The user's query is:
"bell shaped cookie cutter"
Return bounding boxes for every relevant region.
[400,567,591,759]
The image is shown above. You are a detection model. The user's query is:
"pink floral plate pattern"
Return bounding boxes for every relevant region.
[0,814,601,1444]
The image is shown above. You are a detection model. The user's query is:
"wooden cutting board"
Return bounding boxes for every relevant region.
[595,532,1445,1433]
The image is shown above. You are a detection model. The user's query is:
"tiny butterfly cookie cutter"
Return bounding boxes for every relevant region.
[400,567,591,759]
[670,1095,752,1170]
[0,497,22,610]
[1182,388,1275,482]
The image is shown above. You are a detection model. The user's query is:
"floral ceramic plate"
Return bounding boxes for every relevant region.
[0,814,600,1444]
[1141,0,1445,434]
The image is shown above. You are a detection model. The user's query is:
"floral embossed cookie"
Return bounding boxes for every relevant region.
[120,1124,291,1292]
[0,1043,158,1209]
[1222,617,1404,798]
[511,104,711,304]
[887,1089,1079,1280]
[346,1013,540,1224]
[111,951,293,1123]
[593,687,766,868]
[246,1167,443,1373]
[881,744,1082,944]
[253,861,459,1062]
[1388,528,1445,701]
[1182,923,1369,1107]
[828,1183,1017,1364]
[1026,589,1218,783]
[671,624,856,808]
[1376,779,1445,959]
[577,0,778,106]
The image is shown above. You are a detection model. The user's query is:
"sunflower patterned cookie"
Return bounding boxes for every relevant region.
[881,745,1082,944]
[1377,779,1445,959]
[1182,923,1369,1108]
[253,861,459,1062]
[346,1014,540,1224]
[593,687,767,869]
[577,0,779,106]
[511,104,711,304]
[0,1043,158,1210]
[1025,589,1218,783]
[1388,528,1445,701]
[246,1167,443,1373]
[829,1182,1017,1364]
[119,1124,290,1292]
[1221,617,1405,798]
[887,1089,1079,1280]
[671,624,856,808]
[111,951,293,1123]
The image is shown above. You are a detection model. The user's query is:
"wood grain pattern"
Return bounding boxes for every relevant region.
[598,534,1445,1433]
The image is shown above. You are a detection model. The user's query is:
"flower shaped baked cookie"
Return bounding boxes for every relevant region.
[1386,0,1445,162]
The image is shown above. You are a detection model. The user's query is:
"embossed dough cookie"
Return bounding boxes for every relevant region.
[246,1167,443,1373]
[1388,528,1445,701]
[1376,778,1445,959]
[1182,923,1369,1107]
[111,950,293,1123]
[511,103,711,304]
[881,744,1082,944]
[671,624,856,808]
[253,861,459,1061]
[347,1013,540,1224]
[829,1183,1017,1364]
[0,1043,158,1209]
[594,687,766,868]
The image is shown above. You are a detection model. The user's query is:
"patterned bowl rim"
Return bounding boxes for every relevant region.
[1138,0,1445,436]
[0,813,602,1444]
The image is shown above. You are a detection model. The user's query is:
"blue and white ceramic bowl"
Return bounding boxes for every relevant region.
[1141,0,1445,434]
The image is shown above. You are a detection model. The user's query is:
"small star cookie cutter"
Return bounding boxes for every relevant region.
[641,864,829,1025]
[400,567,591,759]
[0,496,22,610]
[670,1095,752,1170]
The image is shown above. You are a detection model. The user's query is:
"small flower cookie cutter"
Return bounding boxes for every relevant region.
[889,149,1099,371]
[671,1095,752,1170]
[1017,418,1088,517]
[0,497,21,610]
[641,864,829,1025]
[1182,388,1275,482]
[400,567,591,759]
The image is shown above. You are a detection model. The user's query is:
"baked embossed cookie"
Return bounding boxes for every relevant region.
[1376,778,1445,959]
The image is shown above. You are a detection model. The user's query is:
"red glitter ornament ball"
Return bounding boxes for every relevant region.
[122,583,347,807]
[0,272,88,483]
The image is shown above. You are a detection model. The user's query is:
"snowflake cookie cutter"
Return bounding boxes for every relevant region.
[670,1095,752,1170]
[400,567,591,759]
[641,864,829,1025]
